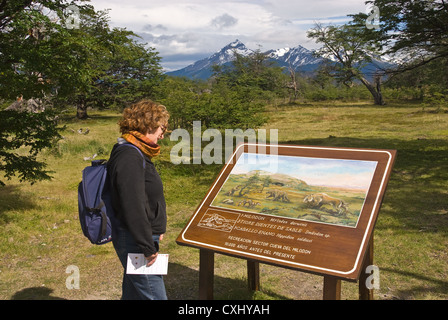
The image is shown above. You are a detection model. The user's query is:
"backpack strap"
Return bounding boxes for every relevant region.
[116,140,146,168]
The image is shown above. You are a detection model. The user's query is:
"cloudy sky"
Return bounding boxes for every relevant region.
[88,0,369,71]
[231,153,377,190]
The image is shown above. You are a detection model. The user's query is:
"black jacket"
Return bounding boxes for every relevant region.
[107,142,167,257]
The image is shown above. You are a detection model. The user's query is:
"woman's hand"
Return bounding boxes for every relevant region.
[145,252,158,267]
[145,234,164,266]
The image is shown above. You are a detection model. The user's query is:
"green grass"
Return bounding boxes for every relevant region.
[0,101,447,300]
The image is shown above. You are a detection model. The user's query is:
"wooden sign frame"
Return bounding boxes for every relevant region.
[176,143,396,297]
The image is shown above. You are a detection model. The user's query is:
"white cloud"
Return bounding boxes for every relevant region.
[88,0,368,70]
[210,13,238,30]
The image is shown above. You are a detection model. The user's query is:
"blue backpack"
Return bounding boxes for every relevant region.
[78,143,144,245]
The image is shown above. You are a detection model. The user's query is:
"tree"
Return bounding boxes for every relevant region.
[286,63,300,102]
[0,0,97,100]
[0,109,61,185]
[357,0,448,74]
[57,12,163,119]
[0,1,162,185]
[158,75,268,130]
[213,50,287,100]
[307,23,386,105]
[52,8,115,119]
[313,61,335,89]
[209,78,268,129]
[156,77,204,129]
[385,56,448,99]
[207,50,289,128]
[0,0,86,185]
[0,1,163,119]
[90,29,163,111]
[238,172,260,197]
[348,0,448,95]
[261,176,272,192]
[157,50,286,131]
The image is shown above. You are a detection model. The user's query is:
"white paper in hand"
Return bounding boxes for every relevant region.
[126,253,169,275]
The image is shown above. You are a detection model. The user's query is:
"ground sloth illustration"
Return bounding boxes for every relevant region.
[303,193,348,215]
[237,199,261,208]
[224,185,240,196]
[266,189,290,202]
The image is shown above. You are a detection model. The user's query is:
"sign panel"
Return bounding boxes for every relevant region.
[176,143,396,280]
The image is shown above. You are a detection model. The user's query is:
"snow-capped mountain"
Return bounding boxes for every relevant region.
[214,39,254,64]
[265,45,322,69]
[166,40,254,79]
[166,40,323,79]
[165,40,392,80]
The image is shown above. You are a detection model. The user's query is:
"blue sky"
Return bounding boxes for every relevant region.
[231,153,378,190]
[88,0,370,71]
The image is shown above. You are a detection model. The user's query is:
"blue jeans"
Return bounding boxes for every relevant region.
[112,226,167,300]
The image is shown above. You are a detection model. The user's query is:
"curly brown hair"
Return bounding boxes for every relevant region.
[118,100,170,135]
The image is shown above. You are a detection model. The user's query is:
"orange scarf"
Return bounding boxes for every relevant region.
[121,131,160,158]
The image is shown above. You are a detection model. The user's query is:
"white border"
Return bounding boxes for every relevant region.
[180,143,393,277]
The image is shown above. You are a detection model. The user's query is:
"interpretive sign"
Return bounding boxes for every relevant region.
[176,143,396,280]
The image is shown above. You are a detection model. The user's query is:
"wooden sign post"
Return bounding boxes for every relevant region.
[177,143,396,300]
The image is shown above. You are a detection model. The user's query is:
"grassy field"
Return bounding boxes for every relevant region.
[0,100,447,300]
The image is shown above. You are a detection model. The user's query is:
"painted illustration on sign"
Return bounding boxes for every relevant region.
[211,153,378,227]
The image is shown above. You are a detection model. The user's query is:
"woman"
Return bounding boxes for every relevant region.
[107,99,170,300]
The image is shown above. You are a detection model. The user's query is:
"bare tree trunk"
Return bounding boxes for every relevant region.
[288,64,299,103]
[76,96,88,119]
[359,74,385,105]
